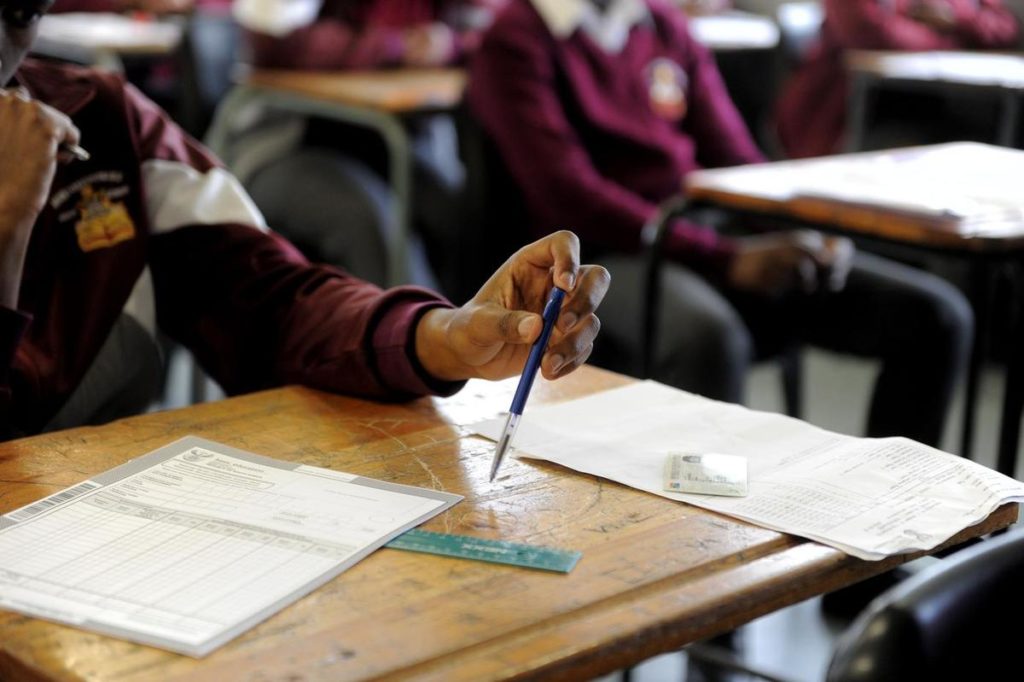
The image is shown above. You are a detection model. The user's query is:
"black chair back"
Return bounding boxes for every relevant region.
[827,530,1024,682]
[450,111,533,303]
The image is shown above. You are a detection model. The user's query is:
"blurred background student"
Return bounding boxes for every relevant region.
[468,0,973,448]
[775,0,1020,158]
[50,0,235,134]
[231,0,505,291]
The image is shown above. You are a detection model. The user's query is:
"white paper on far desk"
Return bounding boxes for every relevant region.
[0,437,460,656]
[472,382,1024,561]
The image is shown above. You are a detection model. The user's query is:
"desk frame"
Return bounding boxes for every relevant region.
[845,68,1024,152]
[204,84,414,288]
[647,196,1024,475]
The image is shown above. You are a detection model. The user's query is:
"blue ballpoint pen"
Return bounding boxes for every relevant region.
[490,286,567,482]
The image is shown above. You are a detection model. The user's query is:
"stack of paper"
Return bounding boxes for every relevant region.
[473,382,1024,561]
[0,437,459,656]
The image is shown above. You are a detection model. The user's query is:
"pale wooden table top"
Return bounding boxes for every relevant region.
[846,49,1024,90]
[0,366,1013,681]
[686,142,1024,252]
[244,68,466,114]
[35,12,184,56]
[688,10,781,51]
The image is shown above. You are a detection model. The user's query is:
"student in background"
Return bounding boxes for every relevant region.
[0,0,608,440]
[231,0,504,293]
[469,0,972,448]
[776,0,1020,159]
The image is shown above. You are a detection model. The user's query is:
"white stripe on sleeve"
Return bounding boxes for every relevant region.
[142,159,268,234]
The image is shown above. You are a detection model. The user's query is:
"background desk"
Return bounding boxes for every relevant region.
[0,366,1013,681]
[31,12,184,71]
[684,143,1024,473]
[204,68,466,288]
[689,10,781,52]
[845,50,1024,150]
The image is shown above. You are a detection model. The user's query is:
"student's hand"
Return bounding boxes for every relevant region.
[414,231,610,383]
[728,231,855,296]
[402,23,457,67]
[0,88,80,308]
[907,0,957,31]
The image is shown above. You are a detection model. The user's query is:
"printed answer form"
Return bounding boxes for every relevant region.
[473,381,1024,560]
[0,437,460,656]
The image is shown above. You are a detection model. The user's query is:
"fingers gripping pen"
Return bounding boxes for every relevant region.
[489,287,566,481]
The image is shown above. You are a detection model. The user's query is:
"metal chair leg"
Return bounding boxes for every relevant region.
[780,346,803,419]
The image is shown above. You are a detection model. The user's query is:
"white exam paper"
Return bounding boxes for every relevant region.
[0,437,460,656]
[472,381,1024,560]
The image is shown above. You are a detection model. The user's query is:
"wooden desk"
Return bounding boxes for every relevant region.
[0,366,1011,681]
[203,68,466,288]
[845,50,1024,150]
[31,12,184,71]
[684,142,1024,471]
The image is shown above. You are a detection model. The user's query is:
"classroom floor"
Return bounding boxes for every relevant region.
[164,346,1018,682]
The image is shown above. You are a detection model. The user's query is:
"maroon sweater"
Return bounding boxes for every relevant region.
[249,0,504,70]
[776,0,1020,158]
[50,0,124,11]
[1,60,460,438]
[52,1,231,9]
[467,0,764,273]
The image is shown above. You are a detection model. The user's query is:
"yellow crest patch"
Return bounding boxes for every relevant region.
[75,185,136,252]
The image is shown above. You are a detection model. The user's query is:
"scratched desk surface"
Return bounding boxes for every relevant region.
[245,68,466,114]
[0,366,1014,681]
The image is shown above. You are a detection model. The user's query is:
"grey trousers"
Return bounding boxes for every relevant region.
[592,251,973,447]
[244,115,464,290]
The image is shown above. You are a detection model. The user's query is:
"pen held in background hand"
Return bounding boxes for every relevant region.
[60,143,90,162]
[1,84,87,162]
[490,286,567,482]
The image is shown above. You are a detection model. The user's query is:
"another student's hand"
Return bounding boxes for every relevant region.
[402,23,457,67]
[414,231,610,383]
[728,231,855,296]
[0,88,81,308]
[907,0,957,31]
[819,235,855,292]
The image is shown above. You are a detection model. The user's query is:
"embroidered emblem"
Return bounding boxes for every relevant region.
[645,58,688,122]
[74,185,136,252]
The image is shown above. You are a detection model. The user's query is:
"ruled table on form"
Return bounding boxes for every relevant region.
[0,437,460,656]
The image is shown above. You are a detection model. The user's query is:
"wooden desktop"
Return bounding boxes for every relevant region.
[0,366,1013,681]
[684,143,1024,473]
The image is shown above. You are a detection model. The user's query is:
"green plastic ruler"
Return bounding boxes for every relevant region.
[386,528,581,573]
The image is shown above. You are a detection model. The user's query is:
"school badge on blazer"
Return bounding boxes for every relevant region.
[74,185,136,252]
[645,58,688,121]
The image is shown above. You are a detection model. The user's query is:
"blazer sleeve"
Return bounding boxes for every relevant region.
[122,83,462,400]
[49,0,123,11]
[0,307,31,438]
[824,0,962,50]
[247,21,409,70]
[950,0,1020,48]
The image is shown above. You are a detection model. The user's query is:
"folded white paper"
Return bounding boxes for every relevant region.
[472,381,1024,560]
